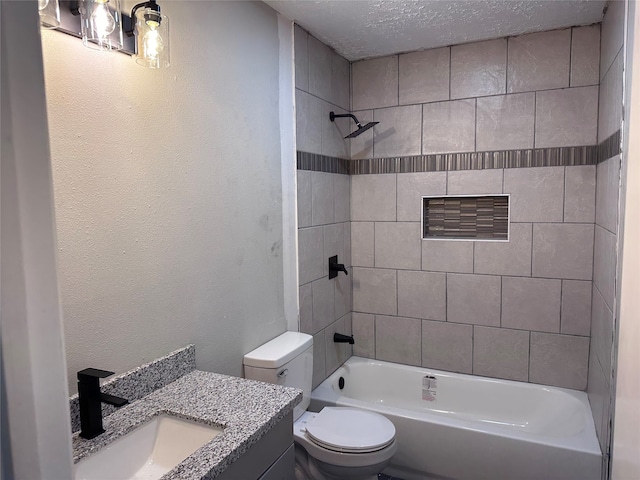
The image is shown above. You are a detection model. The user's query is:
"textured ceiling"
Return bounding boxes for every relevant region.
[265,0,607,61]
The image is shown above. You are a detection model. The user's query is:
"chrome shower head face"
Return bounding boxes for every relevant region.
[344,121,378,139]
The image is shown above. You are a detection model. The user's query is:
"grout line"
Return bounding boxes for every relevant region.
[448,46,452,100]
[397,54,400,106]
[527,331,531,382]
[474,98,478,152]
[505,37,509,94]
[533,91,537,148]
[499,276,503,327]
[569,27,574,87]
[559,279,564,334]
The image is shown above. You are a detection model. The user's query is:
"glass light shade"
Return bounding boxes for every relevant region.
[79,0,123,51]
[39,0,60,29]
[134,8,169,69]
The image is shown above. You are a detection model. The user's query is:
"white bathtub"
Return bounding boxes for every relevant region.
[310,357,601,480]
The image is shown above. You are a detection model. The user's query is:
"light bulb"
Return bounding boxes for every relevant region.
[38,0,49,11]
[91,1,115,38]
[142,24,164,62]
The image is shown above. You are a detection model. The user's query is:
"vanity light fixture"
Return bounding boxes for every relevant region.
[46,1,170,68]
[39,0,61,29]
[125,0,170,69]
[76,0,123,51]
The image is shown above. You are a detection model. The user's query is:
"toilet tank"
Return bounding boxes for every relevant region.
[243,332,313,420]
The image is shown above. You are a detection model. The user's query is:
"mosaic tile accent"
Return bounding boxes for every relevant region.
[297,151,350,175]
[598,130,621,163]
[349,146,598,175]
[69,345,196,433]
[297,145,599,176]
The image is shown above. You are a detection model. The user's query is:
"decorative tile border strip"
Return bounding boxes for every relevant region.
[297,151,350,175]
[598,130,621,163]
[297,136,619,175]
[69,345,195,433]
[349,146,598,175]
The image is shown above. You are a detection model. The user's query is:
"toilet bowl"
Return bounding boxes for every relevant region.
[243,332,397,480]
[293,409,397,480]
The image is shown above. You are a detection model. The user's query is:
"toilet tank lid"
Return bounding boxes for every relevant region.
[243,331,313,368]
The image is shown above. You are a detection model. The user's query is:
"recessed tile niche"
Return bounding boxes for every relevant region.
[422,195,509,240]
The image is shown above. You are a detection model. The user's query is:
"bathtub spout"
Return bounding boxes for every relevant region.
[334,333,355,344]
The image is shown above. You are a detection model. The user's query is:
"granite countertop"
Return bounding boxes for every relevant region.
[72,370,302,479]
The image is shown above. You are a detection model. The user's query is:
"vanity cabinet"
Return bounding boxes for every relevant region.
[217,412,294,480]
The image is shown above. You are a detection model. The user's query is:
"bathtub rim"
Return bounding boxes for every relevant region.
[311,356,601,457]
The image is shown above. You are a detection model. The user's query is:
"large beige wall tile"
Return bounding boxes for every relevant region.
[447,274,501,326]
[353,267,397,315]
[399,47,450,105]
[598,50,624,143]
[397,171,447,222]
[312,331,326,388]
[600,0,625,81]
[311,171,334,226]
[352,56,398,110]
[298,226,324,285]
[297,170,312,228]
[324,223,345,265]
[308,35,332,101]
[422,320,473,374]
[294,25,309,92]
[587,352,609,452]
[529,333,589,390]
[503,167,564,222]
[325,315,352,375]
[375,315,421,366]
[596,156,621,234]
[334,174,350,223]
[351,222,374,267]
[352,313,375,358]
[447,169,503,195]
[312,277,335,332]
[350,110,374,160]
[334,267,352,319]
[532,223,594,280]
[374,105,422,158]
[473,326,530,381]
[571,25,600,87]
[331,52,350,110]
[296,90,322,154]
[422,240,473,273]
[422,99,476,154]
[535,86,598,148]
[474,223,532,276]
[564,166,596,223]
[476,93,535,151]
[591,285,614,377]
[299,283,313,334]
[593,225,617,310]
[322,103,350,158]
[451,39,507,99]
[375,222,421,270]
[351,174,396,221]
[561,280,592,336]
[507,29,571,93]
[397,270,446,321]
[501,277,561,333]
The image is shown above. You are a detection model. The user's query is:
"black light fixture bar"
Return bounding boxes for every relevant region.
[55,0,136,56]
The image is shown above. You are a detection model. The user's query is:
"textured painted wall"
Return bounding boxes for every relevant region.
[41,1,287,392]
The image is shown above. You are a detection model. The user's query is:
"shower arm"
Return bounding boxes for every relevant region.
[329,112,363,128]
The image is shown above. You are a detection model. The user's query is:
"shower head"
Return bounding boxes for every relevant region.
[329,111,379,139]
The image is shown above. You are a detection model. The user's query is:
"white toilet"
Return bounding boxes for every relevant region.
[243,332,397,480]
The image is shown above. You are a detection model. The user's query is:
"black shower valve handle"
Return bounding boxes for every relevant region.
[328,255,348,279]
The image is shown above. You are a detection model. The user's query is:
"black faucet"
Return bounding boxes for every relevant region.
[78,368,129,439]
[334,333,355,344]
[328,255,349,279]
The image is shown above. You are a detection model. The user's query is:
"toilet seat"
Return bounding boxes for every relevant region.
[305,407,396,453]
[294,410,397,469]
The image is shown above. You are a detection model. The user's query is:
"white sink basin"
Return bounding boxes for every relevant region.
[74,415,223,480]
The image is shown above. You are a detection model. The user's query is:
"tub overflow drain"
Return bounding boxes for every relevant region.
[338,377,345,390]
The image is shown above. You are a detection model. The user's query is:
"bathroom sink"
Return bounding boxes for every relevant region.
[74,414,223,480]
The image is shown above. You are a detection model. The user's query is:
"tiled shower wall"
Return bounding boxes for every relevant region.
[295,26,353,388]
[348,25,601,391]
[588,0,625,467]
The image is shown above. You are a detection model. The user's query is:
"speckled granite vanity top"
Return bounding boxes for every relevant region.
[71,370,302,479]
